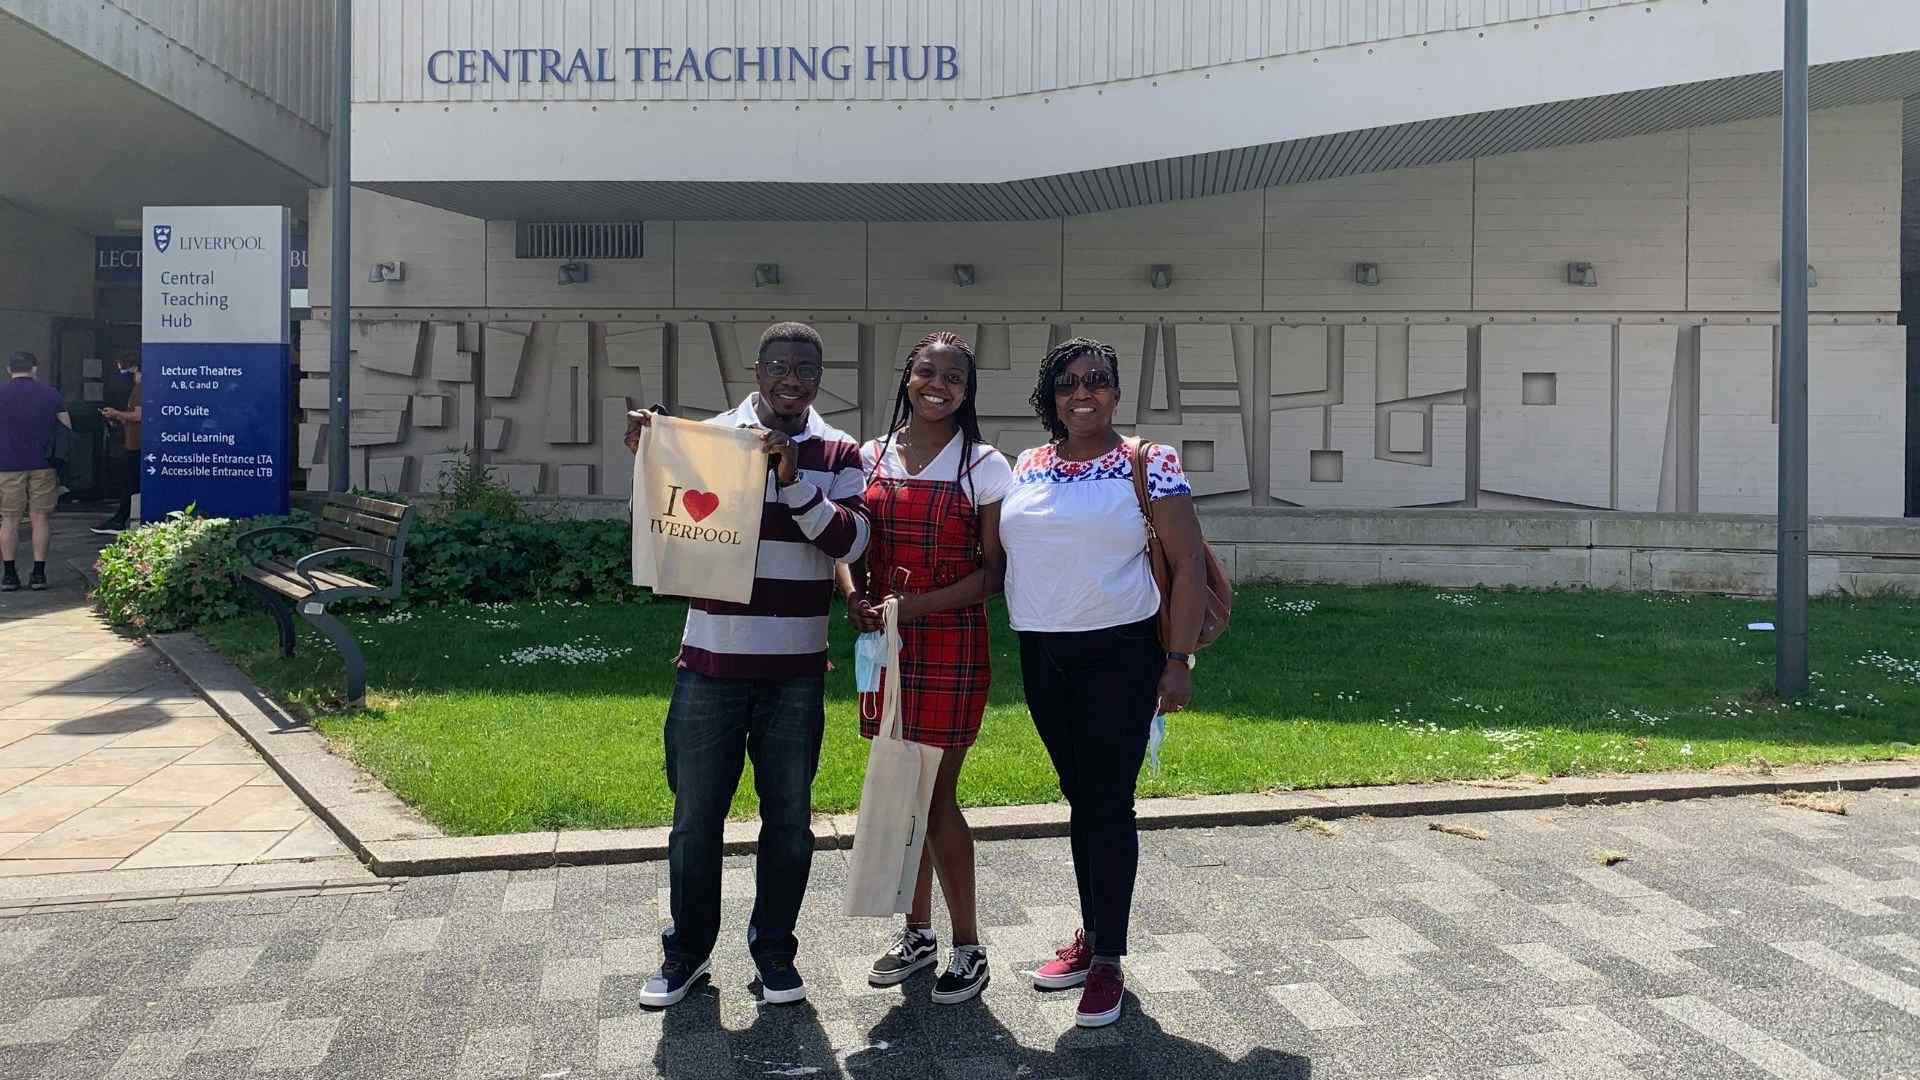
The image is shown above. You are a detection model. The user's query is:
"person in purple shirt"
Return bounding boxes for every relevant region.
[0,351,72,591]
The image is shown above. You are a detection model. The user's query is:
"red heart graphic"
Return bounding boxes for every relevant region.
[682,489,720,523]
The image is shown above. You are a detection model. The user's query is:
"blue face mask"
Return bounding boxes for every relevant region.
[854,630,886,694]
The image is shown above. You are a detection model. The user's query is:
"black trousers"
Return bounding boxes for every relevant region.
[1017,616,1161,957]
[112,452,139,523]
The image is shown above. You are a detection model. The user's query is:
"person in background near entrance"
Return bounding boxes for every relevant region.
[997,337,1209,1029]
[622,321,870,1010]
[0,351,73,591]
[93,355,141,535]
[837,331,1011,1005]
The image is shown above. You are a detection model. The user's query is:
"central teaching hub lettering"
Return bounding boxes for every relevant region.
[427,45,959,85]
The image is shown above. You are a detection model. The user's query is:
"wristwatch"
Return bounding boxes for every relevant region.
[1165,650,1193,667]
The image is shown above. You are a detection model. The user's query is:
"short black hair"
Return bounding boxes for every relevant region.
[7,351,36,374]
[1028,337,1120,442]
[757,321,824,363]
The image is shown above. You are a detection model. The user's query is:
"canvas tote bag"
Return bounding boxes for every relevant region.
[631,414,767,605]
[842,599,945,917]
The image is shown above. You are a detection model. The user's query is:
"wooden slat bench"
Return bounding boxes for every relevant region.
[234,494,415,707]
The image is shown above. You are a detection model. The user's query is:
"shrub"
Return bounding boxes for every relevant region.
[430,447,526,522]
[93,503,644,632]
[93,507,249,632]
[405,512,644,604]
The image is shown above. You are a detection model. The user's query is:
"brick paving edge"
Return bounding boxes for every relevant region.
[142,626,1920,880]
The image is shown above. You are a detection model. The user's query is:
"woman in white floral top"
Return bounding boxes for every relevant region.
[996,337,1210,1029]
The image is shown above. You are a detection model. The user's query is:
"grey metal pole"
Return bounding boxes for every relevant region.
[1776,0,1810,697]
[327,0,352,492]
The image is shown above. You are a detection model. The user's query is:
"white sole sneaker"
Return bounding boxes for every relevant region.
[932,971,989,1005]
[868,950,937,987]
[1029,967,1089,990]
[760,981,808,1005]
[1076,999,1123,1028]
[635,958,710,1008]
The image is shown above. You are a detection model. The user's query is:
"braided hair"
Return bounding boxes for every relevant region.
[870,331,986,546]
[1028,336,1121,443]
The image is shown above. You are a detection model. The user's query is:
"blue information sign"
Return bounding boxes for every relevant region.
[141,206,290,519]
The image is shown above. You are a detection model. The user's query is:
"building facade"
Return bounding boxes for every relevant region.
[4,0,1920,534]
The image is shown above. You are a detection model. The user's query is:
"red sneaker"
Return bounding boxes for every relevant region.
[1076,961,1124,1027]
[1030,930,1092,989]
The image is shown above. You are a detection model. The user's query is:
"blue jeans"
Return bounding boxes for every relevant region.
[661,669,824,967]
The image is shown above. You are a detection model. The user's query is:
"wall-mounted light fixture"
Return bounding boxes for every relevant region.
[754,263,781,288]
[1353,262,1381,287]
[1149,264,1174,290]
[366,260,405,284]
[557,261,590,286]
[952,263,976,288]
[1565,262,1598,288]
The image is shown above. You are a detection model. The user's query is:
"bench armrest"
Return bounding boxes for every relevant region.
[234,524,316,559]
[294,546,393,579]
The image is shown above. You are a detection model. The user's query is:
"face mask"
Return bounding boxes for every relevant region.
[1146,712,1167,778]
[854,630,886,695]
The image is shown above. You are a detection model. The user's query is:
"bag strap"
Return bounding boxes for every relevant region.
[1128,437,1160,546]
[875,597,905,742]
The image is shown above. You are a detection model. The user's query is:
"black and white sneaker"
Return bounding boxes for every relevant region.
[869,927,938,986]
[89,522,126,537]
[636,956,710,1008]
[0,569,17,593]
[756,957,807,1005]
[931,945,989,1005]
[26,569,46,591]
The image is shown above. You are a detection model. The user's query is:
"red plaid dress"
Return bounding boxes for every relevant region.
[857,469,991,749]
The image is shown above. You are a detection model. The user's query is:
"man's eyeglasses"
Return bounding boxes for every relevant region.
[760,359,824,384]
[1053,368,1117,394]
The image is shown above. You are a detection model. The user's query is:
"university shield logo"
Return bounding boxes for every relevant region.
[152,224,172,254]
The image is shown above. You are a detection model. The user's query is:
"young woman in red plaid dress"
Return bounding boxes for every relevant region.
[837,331,1012,1006]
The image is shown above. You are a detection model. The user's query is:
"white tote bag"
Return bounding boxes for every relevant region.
[631,414,767,605]
[843,599,945,917]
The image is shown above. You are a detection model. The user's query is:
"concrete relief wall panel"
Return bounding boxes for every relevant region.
[1063,193,1263,311]
[673,222,866,309]
[308,189,486,309]
[1688,102,1901,312]
[1270,325,1466,507]
[674,321,732,416]
[1617,324,1682,512]
[1480,324,1613,508]
[1697,325,1777,514]
[1263,162,1473,311]
[483,323,531,398]
[867,221,1064,310]
[1473,131,1689,311]
[485,220,674,308]
[471,320,666,496]
[1271,326,1332,400]
[297,319,485,495]
[544,323,593,444]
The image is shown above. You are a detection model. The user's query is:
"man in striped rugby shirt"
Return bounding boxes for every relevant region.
[625,322,869,1009]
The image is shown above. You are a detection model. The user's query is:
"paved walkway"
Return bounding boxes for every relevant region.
[0,513,365,901]
[3,789,1918,1079]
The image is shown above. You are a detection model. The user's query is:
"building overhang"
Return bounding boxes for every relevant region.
[365,53,1920,223]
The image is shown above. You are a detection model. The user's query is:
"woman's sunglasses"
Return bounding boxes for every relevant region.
[1053,368,1117,394]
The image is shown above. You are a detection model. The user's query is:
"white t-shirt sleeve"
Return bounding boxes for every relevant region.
[1143,442,1193,501]
[963,445,1016,505]
[858,440,881,474]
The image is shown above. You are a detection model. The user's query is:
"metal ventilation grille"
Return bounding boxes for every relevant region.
[516,222,644,259]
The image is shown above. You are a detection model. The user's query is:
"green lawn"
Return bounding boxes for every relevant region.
[197,586,1920,836]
